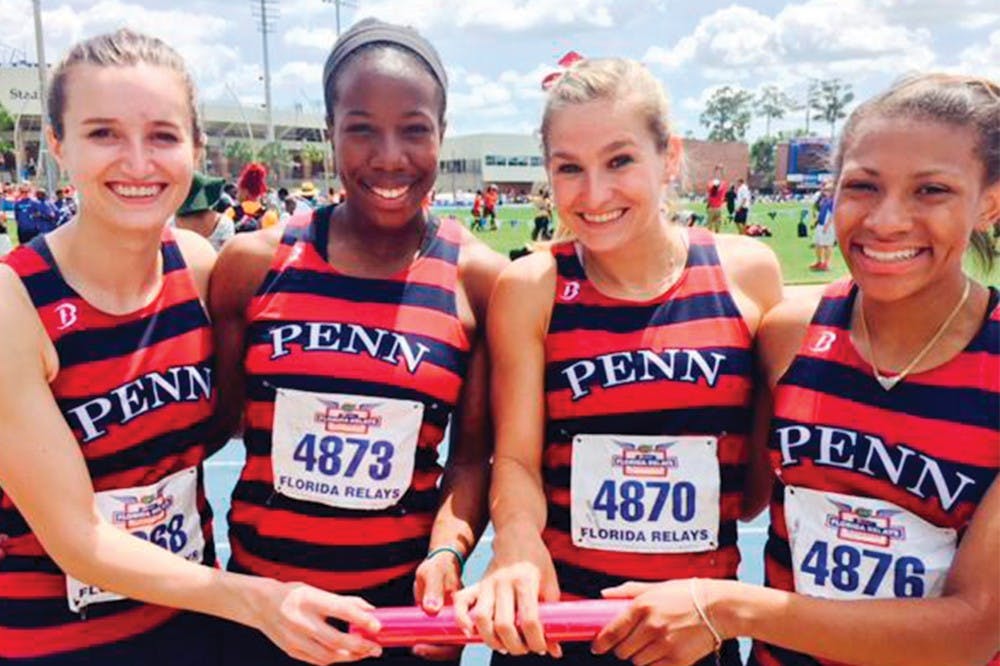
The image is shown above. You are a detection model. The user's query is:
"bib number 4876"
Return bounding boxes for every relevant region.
[292,433,393,480]
[800,540,926,597]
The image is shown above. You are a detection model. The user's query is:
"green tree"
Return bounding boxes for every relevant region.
[700,86,754,142]
[224,140,256,174]
[0,102,14,165]
[811,78,855,139]
[258,141,288,182]
[755,85,796,137]
[750,136,777,189]
[299,143,326,178]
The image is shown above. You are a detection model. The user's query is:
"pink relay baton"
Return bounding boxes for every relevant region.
[350,599,631,647]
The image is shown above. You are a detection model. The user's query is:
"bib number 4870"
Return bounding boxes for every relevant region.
[800,540,926,597]
[592,480,696,523]
[293,433,394,480]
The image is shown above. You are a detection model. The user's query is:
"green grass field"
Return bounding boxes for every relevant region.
[438,201,996,286]
[6,200,993,285]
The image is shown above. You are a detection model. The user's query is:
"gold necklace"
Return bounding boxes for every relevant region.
[857,278,971,391]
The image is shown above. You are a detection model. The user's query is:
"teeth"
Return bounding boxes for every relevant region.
[112,184,161,198]
[581,209,625,224]
[862,246,920,262]
[370,185,409,200]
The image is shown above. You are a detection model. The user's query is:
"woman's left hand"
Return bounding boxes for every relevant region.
[412,550,465,661]
[591,580,721,666]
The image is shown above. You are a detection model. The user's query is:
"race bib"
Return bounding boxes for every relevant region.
[570,434,720,553]
[272,388,422,510]
[66,466,204,613]
[785,486,956,600]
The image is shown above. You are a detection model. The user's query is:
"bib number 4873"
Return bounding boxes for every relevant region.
[292,433,393,480]
[592,480,696,523]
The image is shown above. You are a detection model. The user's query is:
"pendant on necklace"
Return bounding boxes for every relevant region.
[875,373,901,391]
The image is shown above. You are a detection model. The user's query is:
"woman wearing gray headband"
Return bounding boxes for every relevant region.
[211,17,505,666]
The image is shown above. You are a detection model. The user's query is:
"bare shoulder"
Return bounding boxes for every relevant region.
[209,227,283,319]
[714,233,783,311]
[490,248,558,327]
[758,285,825,386]
[0,263,55,380]
[172,228,217,301]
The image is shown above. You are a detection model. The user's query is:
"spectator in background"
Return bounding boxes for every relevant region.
[13,182,36,243]
[471,188,485,230]
[705,164,727,232]
[485,183,499,230]
[0,184,15,240]
[175,172,234,251]
[531,186,553,240]
[734,177,751,235]
[227,162,279,232]
[811,181,835,270]
[30,190,60,238]
[54,187,78,226]
[294,180,318,214]
[724,182,737,224]
[220,182,238,208]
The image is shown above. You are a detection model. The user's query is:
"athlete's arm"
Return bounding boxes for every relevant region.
[705,477,1000,666]
[453,250,562,658]
[411,236,506,661]
[0,266,381,665]
[714,234,784,519]
[208,227,282,441]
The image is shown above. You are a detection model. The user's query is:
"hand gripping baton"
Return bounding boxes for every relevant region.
[349,599,631,647]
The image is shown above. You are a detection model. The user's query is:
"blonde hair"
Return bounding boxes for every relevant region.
[48,28,204,146]
[539,58,676,241]
[835,73,999,271]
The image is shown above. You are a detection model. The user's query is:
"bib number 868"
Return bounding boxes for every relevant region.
[592,480,696,523]
[800,540,926,597]
[132,514,187,554]
[293,433,394,480]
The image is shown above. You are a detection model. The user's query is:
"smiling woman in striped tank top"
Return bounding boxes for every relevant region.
[452,58,783,665]
[0,29,382,666]
[591,74,1000,666]
[209,18,506,666]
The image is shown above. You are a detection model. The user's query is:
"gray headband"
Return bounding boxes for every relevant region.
[322,17,447,119]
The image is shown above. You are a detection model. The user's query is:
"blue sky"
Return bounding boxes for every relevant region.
[4,0,998,140]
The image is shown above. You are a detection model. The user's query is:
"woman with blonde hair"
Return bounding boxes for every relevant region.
[453,57,782,665]
[592,73,999,666]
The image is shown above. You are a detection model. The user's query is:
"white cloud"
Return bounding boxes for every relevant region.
[954,28,1000,80]
[645,0,935,82]
[274,60,323,88]
[282,26,338,52]
[870,0,1000,30]
[352,0,615,33]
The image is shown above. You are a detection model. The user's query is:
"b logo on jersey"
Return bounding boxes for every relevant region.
[825,500,906,547]
[55,302,78,330]
[561,281,581,301]
[111,489,175,530]
[810,330,837,354]
[314,398,382,434]
[611,440,678,478]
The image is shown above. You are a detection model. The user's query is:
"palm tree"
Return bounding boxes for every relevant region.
[811,79,855,139]
[300,143,326,179]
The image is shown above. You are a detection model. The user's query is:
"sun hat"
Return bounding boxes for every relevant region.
[178,172,225,216]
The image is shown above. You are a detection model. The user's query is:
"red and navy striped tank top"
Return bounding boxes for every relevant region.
[0,230,217,661]
[227,208,471,604]
[542,227,754,600]
[751,280,999,666]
